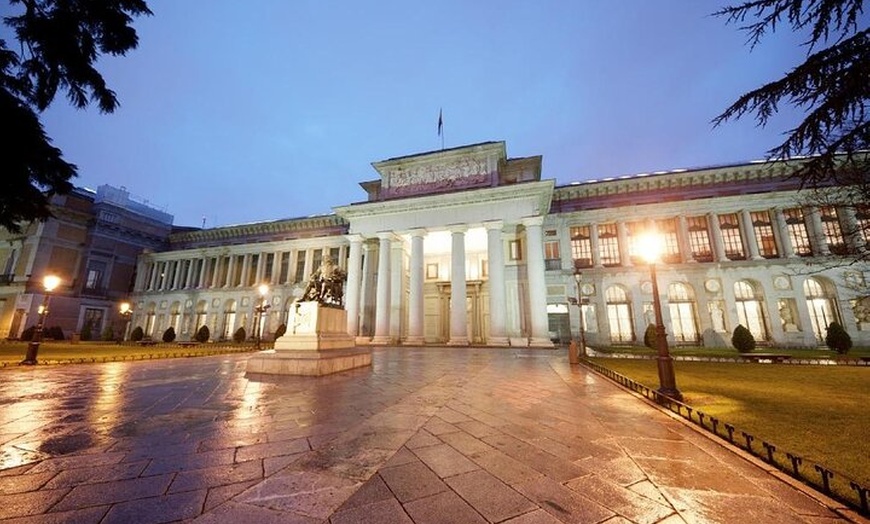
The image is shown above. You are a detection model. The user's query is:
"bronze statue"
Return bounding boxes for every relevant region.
[300,257,346,308]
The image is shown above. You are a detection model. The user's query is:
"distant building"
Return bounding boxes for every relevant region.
[0,185,173,340]
[128,142,869,349]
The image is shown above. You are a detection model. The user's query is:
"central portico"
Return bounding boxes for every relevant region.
[335,142,554,347]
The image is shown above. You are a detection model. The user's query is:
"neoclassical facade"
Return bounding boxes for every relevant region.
[129,142,870,349]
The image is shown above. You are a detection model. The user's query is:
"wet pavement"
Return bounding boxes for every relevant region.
[0,347,865,523]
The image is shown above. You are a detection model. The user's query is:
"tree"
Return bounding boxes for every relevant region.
[130,325,144,341]
[731,324,757,353]
[1,0,152,233]
[713,1,869,214]
[643,324,657,349]
[233,326,246,343]
[162,326,176,343]
[194,325,210,343]
[825,321,853,353]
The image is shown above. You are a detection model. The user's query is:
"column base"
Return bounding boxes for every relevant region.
[486,336,510,347]
[528,337,554,348]
[355,336,371,345]
[447,337,469,346]
[403,336,425,346]
[370,335,395,345]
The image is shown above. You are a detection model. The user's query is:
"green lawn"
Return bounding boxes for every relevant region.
[0,340,260,366]
[590,357,870,497]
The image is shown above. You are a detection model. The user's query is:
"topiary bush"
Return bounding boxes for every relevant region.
[80,322,93,341]
[233,326,246,343]
[643,324,657,349]
[162,326,176,343]
[195,325,210,343]
[731,324,756,353]
[48,326,64,341]
[274,323,287,339]
[21,325,36,341]
[101,325,114,341]
[825,321,852,355]
[130,326,145,342]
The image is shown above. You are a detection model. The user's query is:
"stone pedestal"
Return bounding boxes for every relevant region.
[247,302,371,376]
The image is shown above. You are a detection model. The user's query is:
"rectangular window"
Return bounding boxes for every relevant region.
[718,213,745,260]
[82,308,105,335]
[856,205,870,244]
[625,222,646,264]
[750,211,778,258]
[294,250,307,282]
[248,254,259,286]
[329,247,340,266]
[509,239,522,261]
[570,226,592,268]
[686,216,713,262]
[544,240,561,270]
[84,261,106,290]
[784,208,812,256]
[426,263,439,280]
[820,206,847,254]
[656,218,681,264]
[598,223,620,267]
[264,253,274,283]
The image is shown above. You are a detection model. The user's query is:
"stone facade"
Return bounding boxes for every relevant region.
[124,142,869,349]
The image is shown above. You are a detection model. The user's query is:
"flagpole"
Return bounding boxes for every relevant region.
[438,108,444,150]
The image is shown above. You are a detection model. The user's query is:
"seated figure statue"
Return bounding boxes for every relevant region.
[300,257,347,308]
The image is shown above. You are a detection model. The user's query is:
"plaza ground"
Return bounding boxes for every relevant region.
[0,347,866,523]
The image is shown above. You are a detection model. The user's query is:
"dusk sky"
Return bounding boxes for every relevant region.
[6,1,818,228]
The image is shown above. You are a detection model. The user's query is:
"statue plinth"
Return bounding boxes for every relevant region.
[247,302,371,376]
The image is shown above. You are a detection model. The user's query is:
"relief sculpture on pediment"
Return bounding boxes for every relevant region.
[388,157,488,190]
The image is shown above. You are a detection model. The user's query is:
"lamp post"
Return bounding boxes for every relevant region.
[573,268,587,358]
[254,284,271,350]
[638,233,682,401]
[119,302,133,342]
[21,274,61,365]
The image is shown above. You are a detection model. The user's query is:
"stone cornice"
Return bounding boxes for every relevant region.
[169,214,348,245]
[335,180,555,221]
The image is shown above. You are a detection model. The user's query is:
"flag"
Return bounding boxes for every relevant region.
[437,109,443,137]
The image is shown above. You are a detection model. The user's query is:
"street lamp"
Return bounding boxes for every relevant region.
[254,284,271,350]
[573,267,587,358]
[638,233,683,401]
[119,302,133,342]
[20,274,61,365]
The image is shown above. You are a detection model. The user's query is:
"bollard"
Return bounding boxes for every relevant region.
[568,341,579,365]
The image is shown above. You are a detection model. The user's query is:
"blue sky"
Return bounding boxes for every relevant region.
[8,1,814,227]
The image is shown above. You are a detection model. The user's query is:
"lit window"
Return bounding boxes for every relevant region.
[820,206,847,254]
[750,211,778,258]
[570,226,592,268]
[718,213,745,260]
[784,208,812,256]
[655,218,680,263]
[598,223,620,267]
[544,241,561,270]
[686,216,713,262]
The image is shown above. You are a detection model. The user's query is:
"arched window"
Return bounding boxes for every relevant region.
[194,300,208,337]
[804,278,838,340]
[667,282,698,343]
[734,280,768,341]
[222,300,236,340]
[605,285,634,343]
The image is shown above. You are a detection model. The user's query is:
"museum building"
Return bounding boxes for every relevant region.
[122,142,870,350]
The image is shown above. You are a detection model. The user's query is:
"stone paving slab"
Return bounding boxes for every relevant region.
[0,347,865,523]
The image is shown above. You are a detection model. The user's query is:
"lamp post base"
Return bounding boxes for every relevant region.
[20,342,40,365]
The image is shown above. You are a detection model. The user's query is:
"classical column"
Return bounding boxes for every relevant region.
[371,233,394,345]
[708,212,727,261]
[485,220,509,346]
[406,229,426,345]
[240,254,251,287]
[211,257,221,288]
[590,223,602,267]
[184,260,195,289]
[198,257,209,288]
[839,205,863,253]
[359,243,375,340]
[271,252,281,284]
[773,208,795,258]
[225,256,236,287]
[807,206,830,255]
[255,252,265,284]
[617,222,632,266]
[345,235,363,338]
[677,215,693,263]
[741,210,762,260]
[172,260,184,289]
[448,226,468,345]
[523,216,553,347]
[147,261,158,291]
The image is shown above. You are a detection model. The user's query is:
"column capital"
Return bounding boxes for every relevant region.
[483,220,504,231]
[521,215,544,228]
[448,224,468,234]
[377,231,400,242]
[406,228,427,238]
[345,233,365,243]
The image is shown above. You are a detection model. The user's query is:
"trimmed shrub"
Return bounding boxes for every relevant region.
[130,326,145,342]
[233,326,246,343]
[80,322,93,341]
[48,326,65,341]
[21,325,36,341]
[101,325,115,342]
[643,324,657,349]
[195,325,210,343]
[162,326,176,343]
[274,323,287,339]
[731,324,756,353]
[825,322,852,354]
